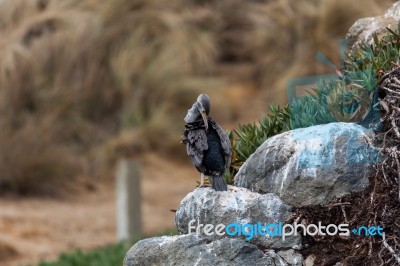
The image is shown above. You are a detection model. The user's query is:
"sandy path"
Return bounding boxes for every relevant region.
[0,153,197,266]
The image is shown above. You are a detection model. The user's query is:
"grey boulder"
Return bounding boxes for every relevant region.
[123,234,286,266]
[347,1,400,50]
[174,186,301,249]
[235,122,378,207]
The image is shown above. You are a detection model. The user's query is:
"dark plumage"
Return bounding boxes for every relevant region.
[181,94,231,191]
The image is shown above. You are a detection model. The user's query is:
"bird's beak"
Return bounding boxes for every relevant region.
[201,111,208,131]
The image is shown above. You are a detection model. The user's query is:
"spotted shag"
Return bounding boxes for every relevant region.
[181,94,232,191]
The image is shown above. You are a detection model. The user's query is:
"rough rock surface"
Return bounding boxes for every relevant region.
[278,249,304,266]
[303,254,316,266]
[235,123,378,207]
[123,234,287,266]
[174,186,301,249]
[347,1,400,50]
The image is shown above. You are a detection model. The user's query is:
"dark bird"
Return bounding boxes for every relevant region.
[181,94,232,191]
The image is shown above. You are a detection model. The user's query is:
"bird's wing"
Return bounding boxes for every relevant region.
[209,118,232,170]
[181,126,208,172]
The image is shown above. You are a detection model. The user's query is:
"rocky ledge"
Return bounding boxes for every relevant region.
[124,121,378,266]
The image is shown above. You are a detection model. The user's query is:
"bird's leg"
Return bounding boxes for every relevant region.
[199,173,210,188]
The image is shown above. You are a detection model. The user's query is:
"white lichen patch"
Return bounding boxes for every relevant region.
[156,235,185,247]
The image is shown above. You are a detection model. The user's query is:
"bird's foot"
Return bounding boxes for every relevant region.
[198,184,211,188]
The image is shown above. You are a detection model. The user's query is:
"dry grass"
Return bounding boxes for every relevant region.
[249,0,394,103]
[0,0,395,195]
[0,119,81,196]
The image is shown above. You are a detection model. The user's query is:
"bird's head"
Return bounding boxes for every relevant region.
[184,94,211,130]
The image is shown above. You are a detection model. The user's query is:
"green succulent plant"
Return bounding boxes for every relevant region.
[226,105,290,184]
[346,23,400,76]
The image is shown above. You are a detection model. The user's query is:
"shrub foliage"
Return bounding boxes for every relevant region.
[227,105,290,183]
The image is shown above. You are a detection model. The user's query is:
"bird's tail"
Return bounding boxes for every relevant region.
[211,175,227,191]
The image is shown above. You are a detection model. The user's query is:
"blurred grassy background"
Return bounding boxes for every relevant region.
[0,0,395,195]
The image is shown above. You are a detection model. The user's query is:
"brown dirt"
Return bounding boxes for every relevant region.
[0,153,197,266]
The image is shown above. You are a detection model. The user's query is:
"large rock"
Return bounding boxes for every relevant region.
[347,1,400,50]
[174,186,301,249]
[123,234,287,266]
[235,123,378,207]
